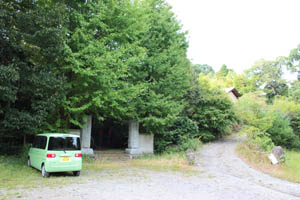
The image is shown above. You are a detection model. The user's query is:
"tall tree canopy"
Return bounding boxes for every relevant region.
[58,0,191,133]
[0,0,192,137]
[216,64,234,79]
[194,64,214,75]
[0,0,67,136]
[246,59,288,100]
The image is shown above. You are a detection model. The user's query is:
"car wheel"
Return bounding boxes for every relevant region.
[27,157,31,167]
[41,164,50,178]
[73,171,80,176]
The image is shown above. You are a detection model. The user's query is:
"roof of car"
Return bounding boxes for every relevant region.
[37,133,80,137]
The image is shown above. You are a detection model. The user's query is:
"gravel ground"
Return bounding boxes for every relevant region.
[5,137,300,200]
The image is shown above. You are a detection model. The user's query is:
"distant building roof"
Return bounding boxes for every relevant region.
[224,87,242,98]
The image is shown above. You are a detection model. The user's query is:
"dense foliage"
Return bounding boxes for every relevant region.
[234,93,300,151]
[154,69,238,153]
[154,117,200,153]
[0,0,67,136]
[184,82,237,141]
[0,0,192,141]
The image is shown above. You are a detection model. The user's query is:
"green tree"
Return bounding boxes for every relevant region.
[216,64,234,79]
[57,0,191,134]
[247,59,288,101]
[183,73,237,141]
[194,64,214,75]
[232,74,255,95]
[58,0,148,127]
[133,0,191,132]
[289,81,300,102]
[0,0,67,138]
[286,44,300,79]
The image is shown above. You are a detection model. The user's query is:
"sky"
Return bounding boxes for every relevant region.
[166,0,300,79]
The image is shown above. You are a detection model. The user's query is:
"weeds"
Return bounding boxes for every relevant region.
[236,143,300,183]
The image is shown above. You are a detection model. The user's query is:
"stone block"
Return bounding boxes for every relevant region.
[139,134,154,154]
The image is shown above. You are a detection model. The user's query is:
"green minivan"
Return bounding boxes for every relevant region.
[28,133,82,177]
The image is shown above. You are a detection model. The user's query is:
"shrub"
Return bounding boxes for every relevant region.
[235,93,300,151]
[154,117,200,153]
[234,92,274,131]
[184,84,238,141]
[272,97,300,137]
[267,111,300,149]
[243,126,274,152]
[198,130,215,142]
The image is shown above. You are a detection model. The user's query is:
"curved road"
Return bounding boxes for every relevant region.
[199,137,300,200]
[9,137,300,200]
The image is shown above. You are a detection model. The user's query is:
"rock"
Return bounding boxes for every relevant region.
[268,146,284,165]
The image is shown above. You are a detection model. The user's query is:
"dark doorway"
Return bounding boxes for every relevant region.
[91,119,128,150]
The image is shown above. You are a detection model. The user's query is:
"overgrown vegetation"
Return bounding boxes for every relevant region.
[154,70,238,153]
[234,93,300,151]
[237,144,300,183]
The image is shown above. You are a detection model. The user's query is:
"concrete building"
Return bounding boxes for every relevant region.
[73,116,154,156]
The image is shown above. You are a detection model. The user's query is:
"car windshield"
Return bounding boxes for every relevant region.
[48,136,81,151]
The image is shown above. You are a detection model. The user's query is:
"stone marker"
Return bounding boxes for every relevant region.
[268,146,284,165]
[186,149,196,165]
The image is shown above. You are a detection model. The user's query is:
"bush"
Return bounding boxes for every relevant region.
[267,112,300,149]
[184,84,237,141]
[235,93,300,151]
[272,97,300,137]
[244,126,274,152]
[198,130,215,142]
[154,117,200,153]
[234,92,273,131]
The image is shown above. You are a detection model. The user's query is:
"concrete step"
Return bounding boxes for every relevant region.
[94,150,131,161]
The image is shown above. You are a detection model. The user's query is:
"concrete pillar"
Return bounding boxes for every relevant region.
[126,120,141,155]
[80,115,94,155]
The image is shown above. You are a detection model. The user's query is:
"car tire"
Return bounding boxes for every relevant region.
[27,157,31,167]
[41,164,50,178]
[73,171,80,176]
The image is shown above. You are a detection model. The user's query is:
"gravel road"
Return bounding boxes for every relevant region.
[7,137,300,200]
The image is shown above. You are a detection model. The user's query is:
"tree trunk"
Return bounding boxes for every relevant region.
[23,135,27,146]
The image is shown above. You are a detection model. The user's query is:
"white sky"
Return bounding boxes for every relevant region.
[167,0,300,79]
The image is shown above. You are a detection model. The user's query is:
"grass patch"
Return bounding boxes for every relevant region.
[0,156,86,191]
[237,143,300,183]
[131,153,197,173]
[0,152,197,192]
[83,152,198,175]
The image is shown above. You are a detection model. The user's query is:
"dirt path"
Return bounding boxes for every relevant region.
[4,138,300,200]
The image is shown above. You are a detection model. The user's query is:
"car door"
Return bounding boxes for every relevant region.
[29,136,41,169]
[36,136,47,170]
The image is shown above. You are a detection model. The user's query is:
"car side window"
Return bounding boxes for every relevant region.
[32,136,40,148]
[40,136,47,149]
[32,136,47,149]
